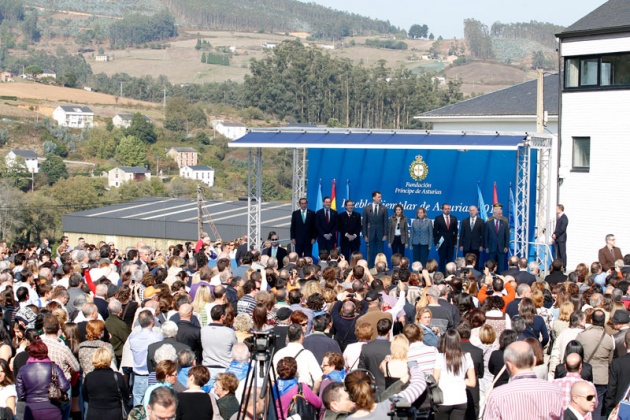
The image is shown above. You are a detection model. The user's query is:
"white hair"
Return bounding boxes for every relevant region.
[160,321,178,339]
[154,344,177,363]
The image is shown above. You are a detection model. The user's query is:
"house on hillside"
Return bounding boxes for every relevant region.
[39,69,56,80]
[108,167,151,188]
[262,42,277,49]
[5,150,38,174]
[180,165,214,187]
[555,0,630,268]
[95,54,109,62]
[167,147,198,168]
[113,113,151,129]
[52,106,94,128]
[213,120,247,140]
[1,72,12,82]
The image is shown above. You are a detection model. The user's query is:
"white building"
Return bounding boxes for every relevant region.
[180,165,214,186]
[113,113,151,129]
[5,150,38,173]
[52,106,94,128]
[95,54,109,62]
[214,121,247,140]
[108,167,151,188]
[556,0,630,268]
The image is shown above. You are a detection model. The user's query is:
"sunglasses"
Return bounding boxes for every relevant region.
[577,394,596,401]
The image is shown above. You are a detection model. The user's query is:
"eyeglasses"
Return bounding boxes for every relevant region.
[271,238,279,241]
[300,322,307,327]
[576,394,596,401]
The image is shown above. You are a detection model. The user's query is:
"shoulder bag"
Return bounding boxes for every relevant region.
[425,374,443,409]
[48,364,69,406]
[586,330,607,364]
[113,372,129,419]
[287,383,316,420]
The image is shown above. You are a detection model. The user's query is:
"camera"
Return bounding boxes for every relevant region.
[251,330,276,354]
[347,293,355,298]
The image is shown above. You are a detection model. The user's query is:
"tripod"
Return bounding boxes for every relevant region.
[237,344,282,420]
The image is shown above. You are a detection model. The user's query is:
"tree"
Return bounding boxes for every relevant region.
[125,113,157,144]
[115,136,147,167]
[24,64,42,77]
[531,50,545,69]
[201,52,206,63]
[195,39,202,50]
[408,24,428,39]
[39,155,68,185]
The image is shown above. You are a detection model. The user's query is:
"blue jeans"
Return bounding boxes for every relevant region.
[593,384,607,420]
[132,374,149,407]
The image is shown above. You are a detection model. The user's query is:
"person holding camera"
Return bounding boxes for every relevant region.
[477,264,516,312]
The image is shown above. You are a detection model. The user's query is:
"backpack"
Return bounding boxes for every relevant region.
[287,383,316,420]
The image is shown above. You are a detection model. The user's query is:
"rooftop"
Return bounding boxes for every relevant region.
[9,149,38,159]
[58,105,93,114]
[116,166,150,173]
[185,165,214,171]
[559,0,630,38]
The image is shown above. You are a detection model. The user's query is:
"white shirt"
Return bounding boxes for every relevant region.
[272,342,322,387]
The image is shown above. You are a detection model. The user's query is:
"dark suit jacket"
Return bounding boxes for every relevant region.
[262,246,288,269]
[433,214,458,247]
[94,297,109,321]
[554,362,593,382]
[315,208,338,241]
[290,209,317,245]
[599,246,623,272]
[147,338,191,373]
[563,408,579,420]
[338,211,362,242]
[362,203,388,241]
[605,353,630,414]
[554,214,568,243]
[358,339,391,394]
[513,270,536,286]
[484,217,510,252]
[545,271,568,285]
[460,217,485,250]
[176,320,202,364]
[302,332,342,365]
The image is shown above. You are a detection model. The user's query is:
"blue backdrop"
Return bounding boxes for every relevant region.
[307,148,537,262]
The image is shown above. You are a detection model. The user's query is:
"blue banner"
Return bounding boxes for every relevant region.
[307,148,537,262]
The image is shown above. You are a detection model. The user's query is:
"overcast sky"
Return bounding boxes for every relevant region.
[304,0,608,38]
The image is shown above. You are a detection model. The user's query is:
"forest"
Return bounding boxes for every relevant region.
[108,10,177,48]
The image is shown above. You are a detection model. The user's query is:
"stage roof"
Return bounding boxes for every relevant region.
[229,129,528,151]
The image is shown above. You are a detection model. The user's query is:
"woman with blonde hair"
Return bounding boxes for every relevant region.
[410,207,433,266]
[191,284,213,326]
[82,347,128,420]
[531,289,554,334]
[476,324,498,396]
[78,320,116,375]
[371,253,388,275]
[343,322,372,370]
[552,301,574,338]
[416,307,439,347]
[233,313,253,343]
[380,334,410,388]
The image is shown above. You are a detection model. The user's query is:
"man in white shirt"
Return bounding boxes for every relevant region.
[272,323,322,393]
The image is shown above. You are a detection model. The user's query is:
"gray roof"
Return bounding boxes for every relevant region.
[116,113,151,121]
[186,165,214,171]
[169,147,197,153]
[10,149,37,159]
[559,0,630,38]
[59,105,93,114]
[117,166,150,173]
[62,197,293,242]
[417,74,558,118]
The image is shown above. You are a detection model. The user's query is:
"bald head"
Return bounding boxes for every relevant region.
[504,341,535,375]
[179,303,193,320]
[341,300,356,317]
[565,352,582,373]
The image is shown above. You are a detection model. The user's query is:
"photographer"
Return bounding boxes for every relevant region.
[477,268,516,312]
[330,291,369,351]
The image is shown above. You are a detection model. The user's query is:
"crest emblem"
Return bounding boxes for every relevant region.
[409,155,428,181]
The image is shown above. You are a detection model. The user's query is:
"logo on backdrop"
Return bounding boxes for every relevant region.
[409,155,428,181]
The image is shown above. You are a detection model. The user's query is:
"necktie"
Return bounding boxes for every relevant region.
[326,209,329,223]
[272,247,277,257]
[445,215,450,229]
[495,219,499,233]
[302,210,306,223]
[471,218,475,230]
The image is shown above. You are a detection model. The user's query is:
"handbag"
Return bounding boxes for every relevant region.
[425,374,443,409]
[113,373,129,419]
[48,364,69,406]
[287,383,316,420]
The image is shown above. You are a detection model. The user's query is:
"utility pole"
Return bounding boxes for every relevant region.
[120,82,123,99]
[197,185,203,239]
[536,69,544,134]
[163,88,166,118]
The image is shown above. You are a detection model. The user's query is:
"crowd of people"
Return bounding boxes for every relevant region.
[0,196,629,420]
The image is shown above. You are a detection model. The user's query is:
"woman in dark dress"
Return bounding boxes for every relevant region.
[176,366,213,420]
[16,339,70,420]
[82,347,128,420]
[488,329,518,388]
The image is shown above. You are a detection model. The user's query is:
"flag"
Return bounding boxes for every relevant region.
[342,179,350,208]
[477,183,488,221]
[331,179,337,211]
[312,180,323,259]
[493,182,498,205]
[508,184,516,255]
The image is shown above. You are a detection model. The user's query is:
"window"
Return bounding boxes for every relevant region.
[572,137,590,172]
[565,53,630,89]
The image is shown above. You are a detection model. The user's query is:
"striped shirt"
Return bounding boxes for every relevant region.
[554,373,596,413]
[407,341,438,375]
[484,372,564,420]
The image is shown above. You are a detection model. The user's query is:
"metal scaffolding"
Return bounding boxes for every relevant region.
[247,148,262,249]
[291,148,307,211]
[531,135,554,273]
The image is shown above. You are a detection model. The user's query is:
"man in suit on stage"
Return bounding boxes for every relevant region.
[261,231,288,269]
[338,200,362,261]
[315,196,337,252]
[553,204,569,269]
[484,203,510,272]
[290,197,316,258]
[433,203,458,273]
[362,191,388,268]
[460,205,485,269]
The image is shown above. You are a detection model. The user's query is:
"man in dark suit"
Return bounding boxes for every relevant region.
[598,234,623,272]
[460,205,485,268]
[513,258,536,286]
[566,381,598,420]
[261,231,288,269]
[302,314,342,364]
[553,204,569,269]
[175,303,202,363]
[358,318,393,396]
[458,322,483,420]
[338,200,362,261]
[501,256,520,277]
[544,259,568,285]
[290,197,316,258]
[484,203,510,272]
[315,196,338,252]
[433,203,458,273]
[362,191,388,268]
[605,330,630,416]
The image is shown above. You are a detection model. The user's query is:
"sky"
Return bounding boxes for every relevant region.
[304,0,609,39]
